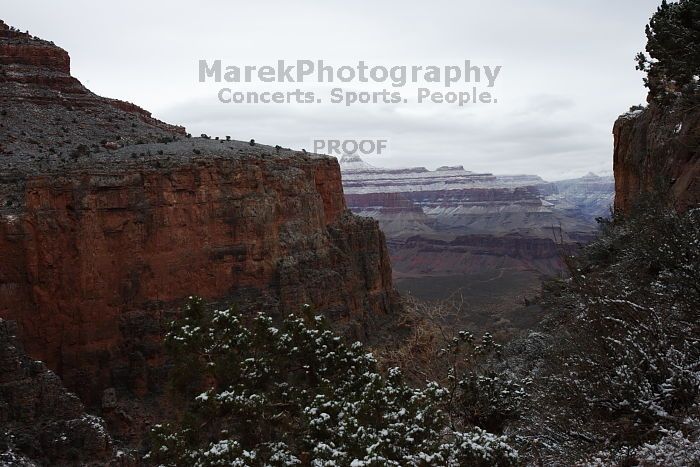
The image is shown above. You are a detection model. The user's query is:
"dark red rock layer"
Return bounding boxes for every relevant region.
[613,100,700,213]
[345,186,543,208]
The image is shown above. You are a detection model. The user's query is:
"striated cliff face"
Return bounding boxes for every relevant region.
[0,21,399,410]
[613,102,700,212]
[339,155,609,333]
[339,155,598,278]
[1,147,398,405]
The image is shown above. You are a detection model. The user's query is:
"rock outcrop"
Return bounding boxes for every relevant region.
[613,101,700,213]
[0,19,185,159]
[0,319,116,466]
[0,19,399,414]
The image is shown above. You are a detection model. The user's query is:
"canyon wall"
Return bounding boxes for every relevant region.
[613,102,700,212]
[1,149,398,405]
[340,155,602,280]
[0,21,399,408]
[549,173,615,221]
[339,154,611,333]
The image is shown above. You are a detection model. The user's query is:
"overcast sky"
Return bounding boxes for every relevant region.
[5,0,660,180]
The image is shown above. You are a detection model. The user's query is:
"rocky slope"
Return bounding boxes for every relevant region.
[0,319,117,466]
[614,101,700,212]
[0,19,399,422]
[0,20,185,158]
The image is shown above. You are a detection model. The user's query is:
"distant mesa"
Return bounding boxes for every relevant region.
[338,154,615,317]
[339,153,378,171]
[339,154,545,194]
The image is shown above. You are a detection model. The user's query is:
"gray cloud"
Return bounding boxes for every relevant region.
[4,0,659,180]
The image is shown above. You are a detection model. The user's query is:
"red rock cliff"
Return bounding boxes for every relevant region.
[0,20,399,406]
[613,101,700,212]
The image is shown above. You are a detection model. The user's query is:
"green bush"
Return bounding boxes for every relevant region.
[636,0,700,98]
[147,300,518,466]
[518,196,700,463]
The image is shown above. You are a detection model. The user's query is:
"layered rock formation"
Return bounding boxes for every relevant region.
[340,155,601,278]
[613,101,700,212]
[548,172,615,221]
[0,20,184,158]
[0,319,116,466]
[0,20,399,416]
[340,155,611,332]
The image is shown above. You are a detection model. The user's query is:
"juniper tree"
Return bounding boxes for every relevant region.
[636,0,700,98]
[147,300,518,466]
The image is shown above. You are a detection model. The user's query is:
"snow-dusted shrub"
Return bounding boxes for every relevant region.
[632,429,700,465]
[374,297,530,437]
[557,202,699,423]
[518,199,700,463]
[147,300,518,466]
[438,331,529,435]
[583,428,700,466]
